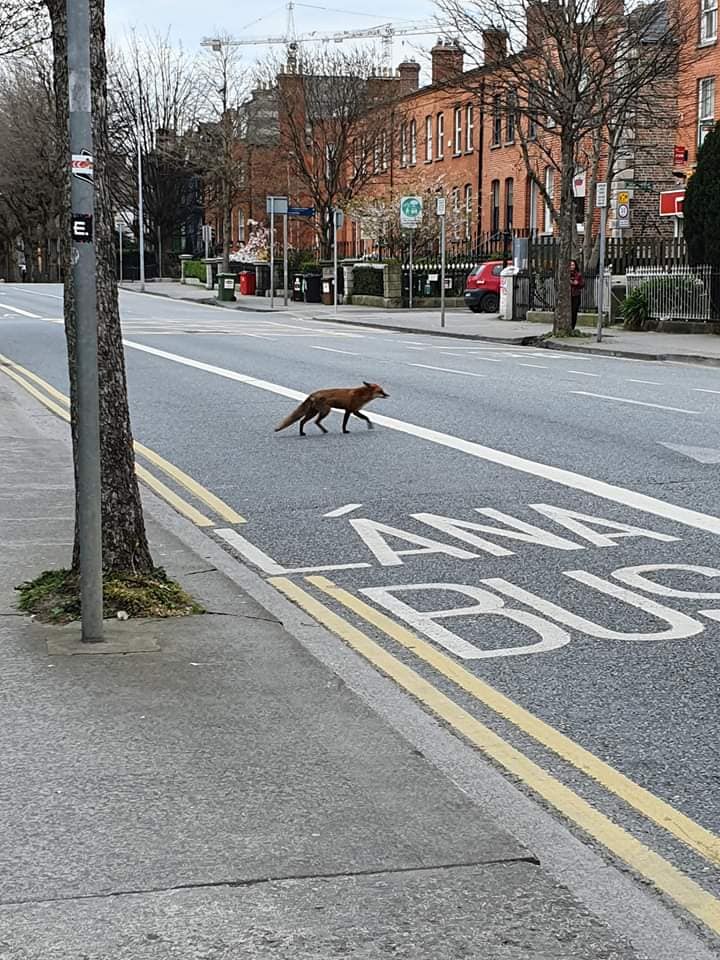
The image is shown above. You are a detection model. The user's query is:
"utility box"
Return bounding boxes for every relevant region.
[499,265,519,320]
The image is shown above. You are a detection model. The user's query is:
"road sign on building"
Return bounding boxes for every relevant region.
[400,195,423,229]
[659,189,685,217]
[596,183,608,208]
[617,191,630,206]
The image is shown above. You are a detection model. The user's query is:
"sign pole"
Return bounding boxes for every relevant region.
[595,182,608,344]
[409,232,413,310]
[136,116,145,292]
[437,195,447,329]
[67,0,103,642]
[333,209,338,314]
[270,197,275,309]
[283,211,288,307]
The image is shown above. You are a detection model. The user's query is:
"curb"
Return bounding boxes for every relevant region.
[539,339,720,367]
[120,286,275,313]
[309,314,543,346]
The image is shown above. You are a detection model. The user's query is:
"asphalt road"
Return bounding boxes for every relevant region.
[3,283,720,920]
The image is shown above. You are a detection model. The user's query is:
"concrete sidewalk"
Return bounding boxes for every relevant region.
[0,375,666,957]
[122,279,720,363]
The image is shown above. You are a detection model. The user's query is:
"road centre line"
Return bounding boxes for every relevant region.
[627,379,663,385]
[0,353,240,526]
[695,388,720,395]
[518,363,547,369]
[310,576,720,868]
[310,346,360,355]
[0,302,42,318]
[122,340,720,539]
[568,370,600,377]
[271,575,720,937]
[407,363,486,378]
[571,391,700,415]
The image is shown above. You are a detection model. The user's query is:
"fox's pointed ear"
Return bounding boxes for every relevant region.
[363,380,373,388]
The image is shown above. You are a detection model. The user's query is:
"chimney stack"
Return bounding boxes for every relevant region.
[482,28,508,66]
[431,39,464,86]
[397,60,420,93]
[525,0,547,50]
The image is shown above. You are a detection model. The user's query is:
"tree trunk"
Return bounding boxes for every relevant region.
[554,134,575,336]
[46,0,154,574]
[222,182,231,272]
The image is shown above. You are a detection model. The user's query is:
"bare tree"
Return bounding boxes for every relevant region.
[191,37,249,272]
[108,32,204,275]
[259,47,406,259]
[45,0,154,574]
[437,0,681,333]
[0,0,48,58]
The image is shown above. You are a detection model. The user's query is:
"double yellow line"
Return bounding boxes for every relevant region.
[270,574,720,937]
[0,353,245,529]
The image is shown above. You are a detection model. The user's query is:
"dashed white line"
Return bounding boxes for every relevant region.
[408,363,486,378]
[626,379,663,385]
[518,363,547,369]
[571,391,700,415]
[568,370,600,377]
[310,346,359,356]
[694,388,720,395]
[0,302,42,318]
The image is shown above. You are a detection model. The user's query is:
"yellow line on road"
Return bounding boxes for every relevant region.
[270,575,720,937]
[0,358,213,528]
[310,576,720,869]
[0,353,245,524]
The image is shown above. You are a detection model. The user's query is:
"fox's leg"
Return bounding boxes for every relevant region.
[354,411,373,430]
[299,412,314,436]
[314,402,330,434]
[342,410,351,433]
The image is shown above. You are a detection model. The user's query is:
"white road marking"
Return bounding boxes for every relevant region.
[659,443,720,464]
[0,302,42,318]
[310,346,359,356]
[405,346,427,351]
[627,379,663,385]
[694,388,720,396]
[518,363,547,369]
[408,363,486,378]
[122,340,720,538]
[4,288,62,299]
[282,562,371,573]
[571,392,700,415]
[324,503,363,518]
[468,356,503,363]
[215,528,286,576]
[568,370,600,377]
[401,341,425,345]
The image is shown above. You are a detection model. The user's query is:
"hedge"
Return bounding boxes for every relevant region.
[183,260,206,283]
[352,265,384,297]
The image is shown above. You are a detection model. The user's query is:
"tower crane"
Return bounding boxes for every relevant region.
[202,1,445,70]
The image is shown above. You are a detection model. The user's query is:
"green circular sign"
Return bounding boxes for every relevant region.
[401,196,422,217]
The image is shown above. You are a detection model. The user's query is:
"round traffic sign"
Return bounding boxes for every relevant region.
[401,196,422,217]
[617,202,629,219]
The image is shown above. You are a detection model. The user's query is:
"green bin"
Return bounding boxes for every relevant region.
[217,272,237,302]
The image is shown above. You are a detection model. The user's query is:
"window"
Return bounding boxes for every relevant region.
[400,124,408,166]
[454,106,462,154]
[464,183,473,238]
[466,104,474,151]
[505,177,514,229]
[491,179,500,234]
[701,0,718,41]
[528,178,539,232]
[381,130,388,171]
[425,115,433,161]
[238,215,245,243]
[543,167,554,233]
[698,77,716,145]
[409,119,417,164]
[451,186,461,240]
[492,95,502,145]
[437,112,445,158]
[374,134,382,173]
[506,93,516,143]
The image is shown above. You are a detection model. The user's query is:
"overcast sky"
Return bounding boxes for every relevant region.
[105,0,440,75]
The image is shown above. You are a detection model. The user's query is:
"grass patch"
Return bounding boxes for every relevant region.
[16,567,203,624]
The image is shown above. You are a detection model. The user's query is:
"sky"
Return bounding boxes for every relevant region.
[105,0,440,77]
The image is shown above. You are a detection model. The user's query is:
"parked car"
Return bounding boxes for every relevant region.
[464,260,503,313]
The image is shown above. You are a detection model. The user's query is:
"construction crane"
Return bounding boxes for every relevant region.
[202,1,443,70]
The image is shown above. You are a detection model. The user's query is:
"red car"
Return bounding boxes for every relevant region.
[464,260,503,313]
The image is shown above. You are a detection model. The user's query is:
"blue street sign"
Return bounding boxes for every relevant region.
[288,206,315,217]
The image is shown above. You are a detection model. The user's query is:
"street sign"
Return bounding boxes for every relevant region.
[266,195,288,215]
[673,145,688,167]
[71,151,94,183]
[659,189,685,217]
[617,191,630,206]
[333,208,344,229]
[572,171,586,198]
[595,183,608,208]
[436,196,446,216]
[288,206,315,217]
[617,202,630,220]
[400,195,423,229]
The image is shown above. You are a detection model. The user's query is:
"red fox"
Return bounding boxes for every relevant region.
[275,382,389,437]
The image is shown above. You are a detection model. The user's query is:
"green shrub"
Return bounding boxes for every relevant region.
[183,260,206,283]
[622,286,650,330]
[352,265,384,297]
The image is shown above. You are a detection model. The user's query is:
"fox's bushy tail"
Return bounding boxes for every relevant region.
[274,398,310,432]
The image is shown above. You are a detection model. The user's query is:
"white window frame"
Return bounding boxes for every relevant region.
[464,183,472,238]
[698,77,716,146]
[425,115,433,161]
[437,112,445,159]
[529,178,539,233]
[409,119,417,164]
[381,130,388,171]
[543,167,554,234]
[701,0,718,42]
[400,123,408,166]
[454,106,462,154]
[466,104,474,151]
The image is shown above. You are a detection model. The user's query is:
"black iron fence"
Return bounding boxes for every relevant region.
[513,269,611,321]
[530,236,689,274]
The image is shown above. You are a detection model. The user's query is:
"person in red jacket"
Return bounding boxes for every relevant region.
[570,259,585,330]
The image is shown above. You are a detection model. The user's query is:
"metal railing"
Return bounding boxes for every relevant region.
[625,266,720,322]
[513,269,611,319]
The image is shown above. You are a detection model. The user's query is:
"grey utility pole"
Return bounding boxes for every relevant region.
[137,114,145,292]
[595,182,608,343]
[67,0,103,641]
